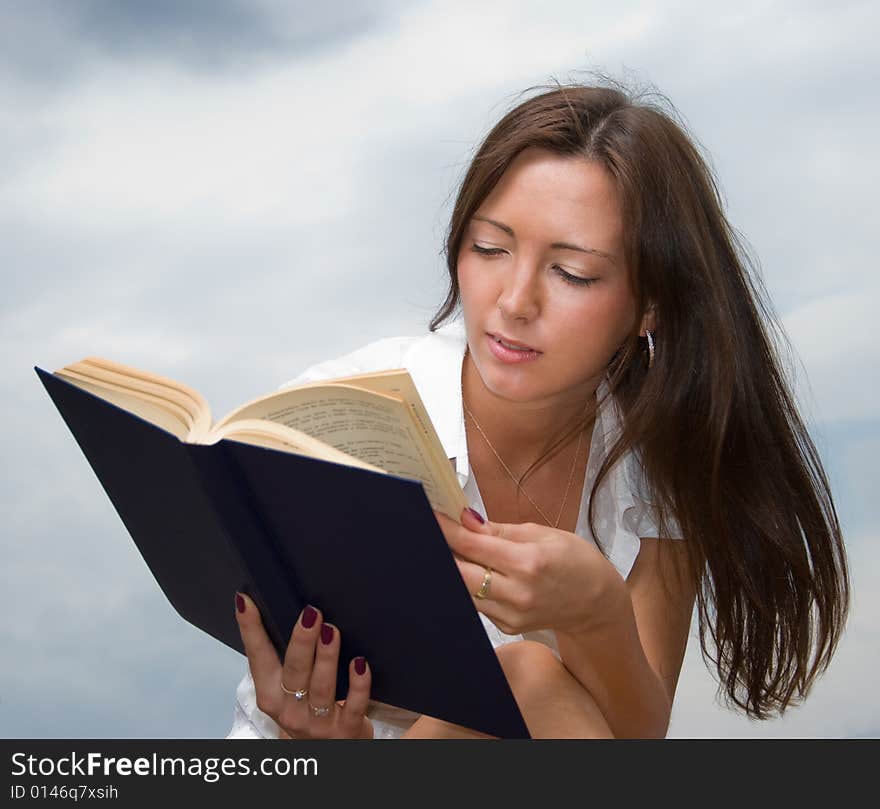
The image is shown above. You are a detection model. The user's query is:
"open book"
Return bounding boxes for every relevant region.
[53,357,468,520]
[35,358,528,738]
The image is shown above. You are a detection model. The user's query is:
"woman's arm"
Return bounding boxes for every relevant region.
[554,537,696,738]
[437,508,696,738]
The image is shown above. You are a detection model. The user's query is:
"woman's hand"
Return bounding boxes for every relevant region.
[434,507,624,637]
[234,593,374,739]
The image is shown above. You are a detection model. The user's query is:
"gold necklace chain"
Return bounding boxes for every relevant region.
[462,395,587,529]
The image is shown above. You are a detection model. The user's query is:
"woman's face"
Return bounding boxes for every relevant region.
[457,147,643,407]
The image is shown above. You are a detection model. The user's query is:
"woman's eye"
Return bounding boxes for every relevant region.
[554,266,597,287]
[470,243,505,256]
[470,243,596,287]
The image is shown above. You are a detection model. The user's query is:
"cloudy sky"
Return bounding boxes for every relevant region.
[2,0,877,738]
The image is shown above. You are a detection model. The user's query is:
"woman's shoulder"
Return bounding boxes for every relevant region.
[279,321,466,390]
[285,334,418,385]
[278,335,418,389]
[618,446,684,541]
[583,384,684,579]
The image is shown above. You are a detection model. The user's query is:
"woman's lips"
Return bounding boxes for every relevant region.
[486,333,543,363]
[489,332,540,351]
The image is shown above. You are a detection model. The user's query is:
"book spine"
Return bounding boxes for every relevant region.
[186,441,305,661]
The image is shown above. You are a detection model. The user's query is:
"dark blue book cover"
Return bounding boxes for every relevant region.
[36,367,530,739]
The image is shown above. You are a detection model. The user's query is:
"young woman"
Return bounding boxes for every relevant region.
[227,82,850,739]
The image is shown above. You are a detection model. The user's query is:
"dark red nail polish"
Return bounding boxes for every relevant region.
[302,605,318,628]
[321,624,334,645]
[467,507,485,524]
[354,657,367,675]
[235,593,245,613]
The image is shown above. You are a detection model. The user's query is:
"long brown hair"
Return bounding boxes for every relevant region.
[431,81,850,719]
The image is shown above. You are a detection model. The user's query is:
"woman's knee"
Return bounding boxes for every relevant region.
[496,640,564,698]
[495,640,614,738]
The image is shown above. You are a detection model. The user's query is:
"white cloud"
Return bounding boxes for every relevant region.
[781,287,879,424]
[0,61,360,228]
[0,0,667,232]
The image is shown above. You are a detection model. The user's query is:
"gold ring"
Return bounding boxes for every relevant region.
[281,682,309,701]
[475,567,493,599]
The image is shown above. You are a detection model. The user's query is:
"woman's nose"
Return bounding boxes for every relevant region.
[497,262,541,322]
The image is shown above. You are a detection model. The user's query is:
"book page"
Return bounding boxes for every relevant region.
[209,419,387,474]
[54,358,211,439]
[215,386,446,506]
[54,370,192,438]
[323,370,460,497]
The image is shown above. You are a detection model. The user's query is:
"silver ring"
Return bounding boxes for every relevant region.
[281,682,309,701]
[309,703,332,717]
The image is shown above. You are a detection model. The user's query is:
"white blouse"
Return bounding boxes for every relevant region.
[225,318,683,739]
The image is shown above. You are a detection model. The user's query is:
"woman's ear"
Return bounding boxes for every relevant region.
[639,304,657,336]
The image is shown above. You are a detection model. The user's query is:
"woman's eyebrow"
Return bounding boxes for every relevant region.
[471,215,616,263]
